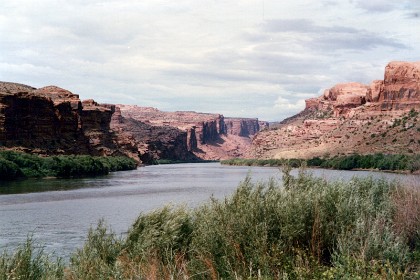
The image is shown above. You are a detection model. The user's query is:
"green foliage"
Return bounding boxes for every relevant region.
[126,206,192,258]
[2,171,419,279]
[314,153,420,172]
[409,108,419,118]
[222,154,420,173]
[0,157,24,180]
[0,238,64,280]
[67,220,123,279]
[0,151,137,181]
[221,158,303,167]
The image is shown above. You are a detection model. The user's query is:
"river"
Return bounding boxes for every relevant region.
[0,162,419,259]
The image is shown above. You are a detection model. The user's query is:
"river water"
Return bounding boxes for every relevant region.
[0,162,419,259]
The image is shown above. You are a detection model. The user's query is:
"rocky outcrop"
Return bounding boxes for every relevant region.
[117,105,226,146]
[376,61,420,110]
[110,107,198,162]
[252,61,420,159]
[0,82,138,159]
[80,100,122,156]
[0,81,267,162]
[0,83,88,154]
[225,118,264,137]
[116,105,266,160]
[304,62,420,118]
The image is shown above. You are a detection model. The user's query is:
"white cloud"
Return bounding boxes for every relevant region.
[274,96,306,110]
[0,0,419,121]
[353,0,402,12]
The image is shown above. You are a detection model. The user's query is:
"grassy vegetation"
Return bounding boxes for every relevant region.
[309,154,420,172]
[0,151,137,181]
[154,159,218,165]
[221,158,303,168]
[1,170,419,279]
[221,153,420,173]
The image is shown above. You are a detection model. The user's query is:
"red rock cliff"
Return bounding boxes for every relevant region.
[225,118,265,137]
[252,61,420,159]
[115,105,265,160]
[0,82,138,159]
[110,106,198,162]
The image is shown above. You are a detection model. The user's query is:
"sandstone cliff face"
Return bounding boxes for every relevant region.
[0,83,88,154]
[117,105,226,146]
[80,100,122,156]
[377,61,420,110]
[110,107,197,162]
[304,62,420,118]
[0,82,138,159]
[0,81,266,162]
[224,118,264,137]
[116,105,266,160]
[252,61,420,159]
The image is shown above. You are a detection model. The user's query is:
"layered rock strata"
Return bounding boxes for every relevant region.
[0,82,267,162]
[252,61,420,159]
[116,105,266,160]
[110,107,197,162]
[225,118,267,137]
[0,82,136,158]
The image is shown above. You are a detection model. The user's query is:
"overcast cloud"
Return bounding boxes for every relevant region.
[0,0,419,121]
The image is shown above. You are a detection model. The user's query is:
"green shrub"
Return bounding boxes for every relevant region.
[2,170,419,279]
[0,151,137,180]
[0,158,24,180]
[67,220,123,280]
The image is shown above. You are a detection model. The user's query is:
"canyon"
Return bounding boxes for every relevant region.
[0,82,266,163]
[2,61,419,163]
[114,105,267,161]
[252,61,420,159]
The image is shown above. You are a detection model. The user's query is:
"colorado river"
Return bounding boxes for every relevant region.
[0,162,419,259]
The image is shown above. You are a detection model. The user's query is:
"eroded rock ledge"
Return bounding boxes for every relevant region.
[252,61,420,159]
[0,82,267,162]
[115,105,268,160]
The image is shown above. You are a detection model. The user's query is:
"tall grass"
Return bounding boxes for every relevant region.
[0,238,64,280]
[1,169,419,279]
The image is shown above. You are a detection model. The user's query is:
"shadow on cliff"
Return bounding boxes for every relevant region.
[202,136,225,147]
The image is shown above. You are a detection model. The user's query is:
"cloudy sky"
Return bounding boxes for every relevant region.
[1,0,419,121]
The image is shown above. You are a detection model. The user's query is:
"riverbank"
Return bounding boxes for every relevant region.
[1,170,419,279]
[0,151,137,181]
[153,158,219,165]
[221,153,420,173]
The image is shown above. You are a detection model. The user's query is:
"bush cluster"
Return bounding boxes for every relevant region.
[0,151,137,180]
[221,158,303,168]
[221,153,420,173]
[2,170,419,279]
[309,153,420,172]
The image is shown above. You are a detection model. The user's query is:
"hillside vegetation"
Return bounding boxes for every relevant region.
[1,170,419,279]
[0,151,137,180]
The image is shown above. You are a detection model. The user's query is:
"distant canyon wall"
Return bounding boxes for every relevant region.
[252,61,420,159]
[0,82,267,162]
[116,105,267,160]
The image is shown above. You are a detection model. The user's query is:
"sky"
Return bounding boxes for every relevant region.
[0,0,419,121]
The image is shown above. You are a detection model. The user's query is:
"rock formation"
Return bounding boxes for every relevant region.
[115,105,266,160]
[225,118,265,137]
[252,61,420,159]
[110,106,198,162]
[0,82,267,162]
[0,82,137,158]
